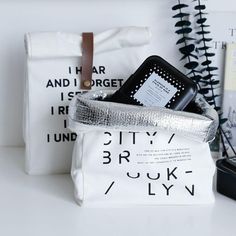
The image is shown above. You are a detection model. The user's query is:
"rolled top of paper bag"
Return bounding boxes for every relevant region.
[68,90,219,143]
[25,27,151,59]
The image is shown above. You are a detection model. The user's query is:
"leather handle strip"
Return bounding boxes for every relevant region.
[81,32,94,90]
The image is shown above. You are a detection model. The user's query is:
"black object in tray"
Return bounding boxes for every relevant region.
[108,55,198,110]
[216,157,236,201]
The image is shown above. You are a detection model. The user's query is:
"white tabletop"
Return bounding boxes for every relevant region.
[0,147,235,236]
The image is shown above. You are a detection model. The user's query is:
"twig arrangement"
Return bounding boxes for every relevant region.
[172,0,235,157]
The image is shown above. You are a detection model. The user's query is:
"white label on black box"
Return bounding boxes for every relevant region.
[133,73,177,107]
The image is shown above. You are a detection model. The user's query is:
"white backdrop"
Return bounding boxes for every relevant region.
[0,0,235,147]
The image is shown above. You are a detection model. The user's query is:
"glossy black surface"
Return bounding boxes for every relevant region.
[108,56,198,110]
[216,158,236,201]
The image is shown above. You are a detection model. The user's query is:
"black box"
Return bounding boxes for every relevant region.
[216,158,236,200]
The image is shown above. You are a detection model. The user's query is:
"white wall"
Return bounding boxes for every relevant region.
[0,0,235,146]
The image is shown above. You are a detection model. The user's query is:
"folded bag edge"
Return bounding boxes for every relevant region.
[68,90,219,143]
[24,26,151,59]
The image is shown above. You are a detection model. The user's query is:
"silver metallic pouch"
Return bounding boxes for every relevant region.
[69,90,218,143]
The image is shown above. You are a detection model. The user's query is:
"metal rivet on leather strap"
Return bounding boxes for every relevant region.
[83,80,91,88]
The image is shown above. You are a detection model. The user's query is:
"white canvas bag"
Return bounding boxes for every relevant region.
[69,91,218,206]
[24,27,151,174]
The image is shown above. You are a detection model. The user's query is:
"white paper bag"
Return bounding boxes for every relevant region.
[24,27,151,175]
[69,91,218,206]
[72,131,215,206]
